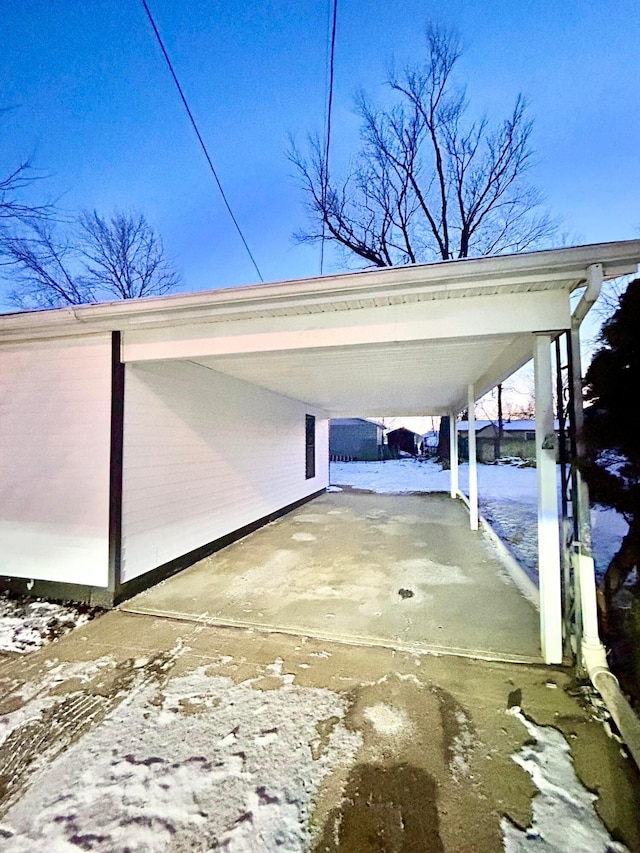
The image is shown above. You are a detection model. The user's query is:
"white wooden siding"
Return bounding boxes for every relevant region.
[121,360,328,582]
[0,336,112,586]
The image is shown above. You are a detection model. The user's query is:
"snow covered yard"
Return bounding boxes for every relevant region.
[329,459,627,584]
[0,594,101,655]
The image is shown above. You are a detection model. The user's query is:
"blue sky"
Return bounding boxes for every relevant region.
[1,0,639,305]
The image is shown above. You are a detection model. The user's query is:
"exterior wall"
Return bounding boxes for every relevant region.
[121,360,328,583]
[460,422,550,463]
[462,434,552,463]
[0,336,112,586]
[329,420,382,461]
[476,436,536,463]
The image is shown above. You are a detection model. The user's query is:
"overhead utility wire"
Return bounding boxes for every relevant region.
[140,0,264,282]
[320,0,338,276]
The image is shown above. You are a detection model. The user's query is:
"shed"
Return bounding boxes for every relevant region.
[2,240,639,666]
[386,427,421,457]
[329,418,385,461]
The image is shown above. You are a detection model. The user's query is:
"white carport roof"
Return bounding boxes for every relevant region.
[2,241,639,416]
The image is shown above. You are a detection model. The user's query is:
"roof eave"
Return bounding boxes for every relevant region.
[1,240,639,342]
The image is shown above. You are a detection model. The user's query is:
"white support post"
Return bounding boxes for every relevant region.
[449,412,459,499]
[534,334,563,664]
[467,385,478,530]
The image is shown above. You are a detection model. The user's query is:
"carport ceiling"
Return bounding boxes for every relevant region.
[191,332,532,417]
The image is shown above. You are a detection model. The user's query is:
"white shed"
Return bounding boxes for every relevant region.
[2,241,639,667]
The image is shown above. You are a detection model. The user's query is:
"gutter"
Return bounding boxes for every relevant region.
[571,263,640,768]
[2,240,640,344]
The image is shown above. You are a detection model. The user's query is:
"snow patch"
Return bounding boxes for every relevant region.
[0,657,116,748]
[0,668,362,852]
[363,703,410,737]
[450,708,476,780]
[502,707,627,852]
[0,595,99,655]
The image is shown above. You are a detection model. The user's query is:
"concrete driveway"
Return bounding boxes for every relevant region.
[122,491,541,662]
[0,608,638,850]
[2,493,637,850]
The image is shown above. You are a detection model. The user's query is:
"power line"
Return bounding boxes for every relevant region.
[320,0,338,276]
[140,0,264,282]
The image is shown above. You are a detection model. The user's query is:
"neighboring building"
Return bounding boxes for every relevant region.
[387,427,420,457]
[329,418,385,461]
[419,430,439,456]
[457,419,559,462]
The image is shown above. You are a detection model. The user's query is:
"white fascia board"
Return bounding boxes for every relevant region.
[1,240,638,344]
[122,289,570,363]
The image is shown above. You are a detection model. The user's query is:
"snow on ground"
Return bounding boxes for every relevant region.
[329,459,627,584]
[0,662,361,852]
[502,708,628,852]
[0,595,100,655]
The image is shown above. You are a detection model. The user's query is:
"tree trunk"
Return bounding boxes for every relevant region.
[598,521,640,635]
[497,383,504,459]
[437,416,450,466]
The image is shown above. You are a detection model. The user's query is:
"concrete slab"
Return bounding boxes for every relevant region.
[0,610,638,850]
[121,492,542,662]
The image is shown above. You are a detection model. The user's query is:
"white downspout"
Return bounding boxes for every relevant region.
[571,263,640,768]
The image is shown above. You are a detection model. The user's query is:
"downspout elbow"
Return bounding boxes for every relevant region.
[581,637,614,684]
[582,639,640,770]
[572,263,603,328]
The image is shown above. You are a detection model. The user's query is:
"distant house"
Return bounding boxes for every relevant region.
[387,427,420,457]
[419,430,439,456]
[457,419,559,462]
[329,418,386,461]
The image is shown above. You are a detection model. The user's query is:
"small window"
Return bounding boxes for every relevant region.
[305,415,316,479]
[525,431,535,441]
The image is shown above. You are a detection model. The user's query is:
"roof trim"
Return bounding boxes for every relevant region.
[1,240,639,342]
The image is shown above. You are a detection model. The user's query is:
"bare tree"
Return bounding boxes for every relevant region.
[3,210,181,309]
[290,25,555,267]
[2,220,92,308]
[475,369,536,459]
[0,160,51,230]
[78,211,181,300]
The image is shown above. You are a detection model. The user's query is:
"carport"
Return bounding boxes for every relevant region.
[2,240,640,669]
[116,241,640,665]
